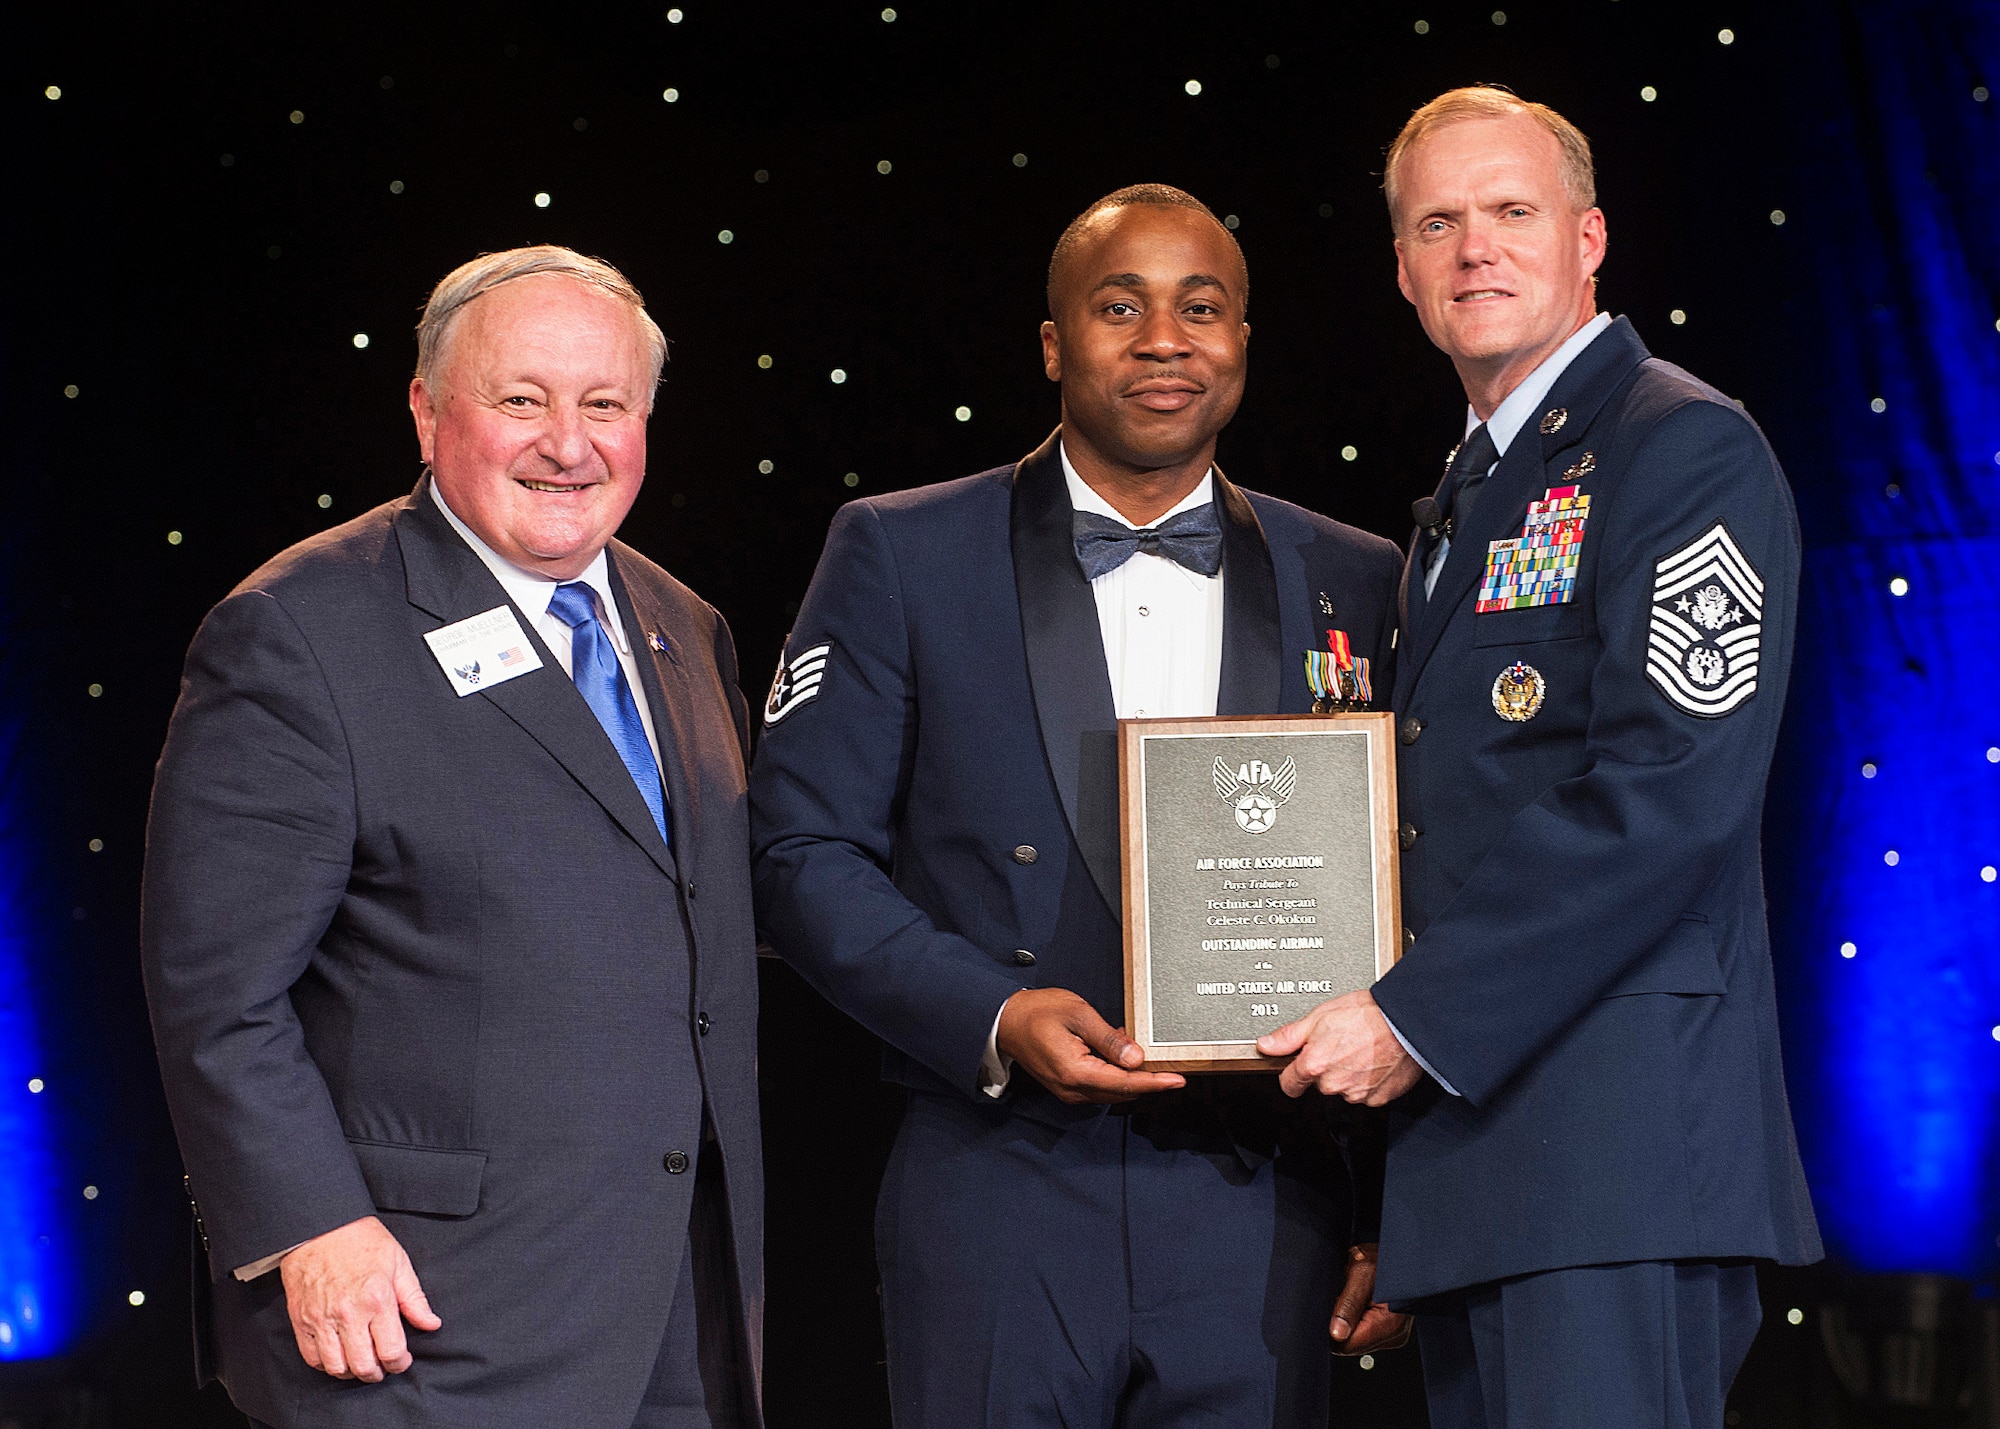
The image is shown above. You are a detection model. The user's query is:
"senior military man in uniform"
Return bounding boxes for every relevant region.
[1260,88,1822,1428]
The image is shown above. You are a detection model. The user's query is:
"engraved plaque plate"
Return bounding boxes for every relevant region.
[1120,713,1403,1072]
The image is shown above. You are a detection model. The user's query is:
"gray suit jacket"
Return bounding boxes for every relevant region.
[141,481,763,1427]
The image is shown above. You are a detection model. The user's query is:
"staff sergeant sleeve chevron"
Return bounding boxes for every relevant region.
[763,639,833,726]
[1368,396,1801,1105]
[746,500,1028,1098]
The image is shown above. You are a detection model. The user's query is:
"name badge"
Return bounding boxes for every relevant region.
[423,605,544,697]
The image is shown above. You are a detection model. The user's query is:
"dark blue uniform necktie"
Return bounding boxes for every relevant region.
[547,582,670,849]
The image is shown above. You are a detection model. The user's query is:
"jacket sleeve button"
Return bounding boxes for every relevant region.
[1013,949,1037,966]
[663,1151,690,1174]
[1012,844,1039,865]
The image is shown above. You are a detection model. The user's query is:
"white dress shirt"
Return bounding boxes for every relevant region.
[1400,312,1613,1097]
[979,444,1226,1096]
[1424,312,1613,597]
[231,487,667,1280]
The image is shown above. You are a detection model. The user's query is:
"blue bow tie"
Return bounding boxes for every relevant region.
[1072,504,1224,581]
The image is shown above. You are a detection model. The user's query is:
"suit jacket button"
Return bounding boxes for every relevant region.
[664,1151,690,1174]
[685,880,697,900]
[1403,928,1417,951]
[1399,717,1424,746]
[697,1012,711,1035]
[1399,822,1419,851]
[1012,844,1038,865]
[1013,949,1037,966]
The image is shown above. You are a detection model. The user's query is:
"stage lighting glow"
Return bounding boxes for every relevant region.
[758,459,773,474]
[1977,87,1990,103]
[1871,396,1888,412]
[954,406,971,422]
[717,230,732,244]
[1224,215,1240,230]
[830,369,846,384]
[1889,576,1908,595]
[352,333,369,349]
[1341,446,1358,462]
[62,386,77,399]
[1862,762,1877,778]
[1671,309,1687,324]
[534,192,550,208]
[1491,10,1507,25]
[0,792,71,1358]
[1641,86,1658,103]
[166,531,182,546]
[667,7,683,20]
[1184,80,1202,96]
[1770,209,1787,225]
[1719,29,1736,45]
[1013,153,1027,167]
[44,86,60,101]
[389,180,403,194]
[1884,850,1900,867]
[1414,20,1430,34]
[843,473,859,488]
[289,110,303,124]
[81,1187,95,1201]
[1841,942,1857,958]
[86,685,101,699]
[85,840,101,853]
[663,88,680,103]
[880,7,895,20]
[757,354,773,370]
[316,494,332,509]
[126,1292,143,1307]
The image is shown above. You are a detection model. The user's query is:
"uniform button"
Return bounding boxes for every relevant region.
[1013,949,1037,967]
[697,1012,711,1035]
[1399,717,1424,746]
[1138,605,1150,617]
[1403,928,1417,951]
[1399,822,1419,851]
[685,880,697,900]
[663,1150,690,1174]
[1012,844,1038,865]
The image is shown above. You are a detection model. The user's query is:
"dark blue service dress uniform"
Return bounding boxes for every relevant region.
[1370,318,1823,1428]
[749,432,1402,1428]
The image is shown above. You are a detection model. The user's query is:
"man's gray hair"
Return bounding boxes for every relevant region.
[414,245,668,401]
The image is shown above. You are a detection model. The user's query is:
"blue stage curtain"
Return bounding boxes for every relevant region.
[1766,0,2000,1280]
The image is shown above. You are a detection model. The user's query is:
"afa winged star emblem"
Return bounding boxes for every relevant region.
[1213,756,1297,835]
[1647,522,1765,717]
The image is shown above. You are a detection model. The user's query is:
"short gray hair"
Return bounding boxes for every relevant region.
[1383,86,1596,231]
[414,245,668,402]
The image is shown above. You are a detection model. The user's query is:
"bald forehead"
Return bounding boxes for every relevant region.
[1050,204,1248,315]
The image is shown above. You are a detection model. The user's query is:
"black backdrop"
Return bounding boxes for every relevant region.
[11,3,1820,1424]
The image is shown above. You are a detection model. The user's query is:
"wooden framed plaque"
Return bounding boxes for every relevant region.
[1120,712,1403,1072]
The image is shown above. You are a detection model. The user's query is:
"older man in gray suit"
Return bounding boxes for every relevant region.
[141,246,762,1428]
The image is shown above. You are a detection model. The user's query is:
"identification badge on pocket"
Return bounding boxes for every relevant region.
[423,605,544,697]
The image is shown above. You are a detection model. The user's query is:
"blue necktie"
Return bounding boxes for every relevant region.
[547,582,670,849]
[1072,503,1225,581]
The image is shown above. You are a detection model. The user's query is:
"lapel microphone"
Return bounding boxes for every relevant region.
[1412,497,1450,541]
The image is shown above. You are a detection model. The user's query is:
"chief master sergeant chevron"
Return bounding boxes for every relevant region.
[1258,88,1822,1428]
[750,185,1408,1427]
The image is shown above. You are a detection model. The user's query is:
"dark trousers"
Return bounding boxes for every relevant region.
[876,1089,1344,1429]
[1414,1260,1762,1429]
[252,1141,747,1429]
